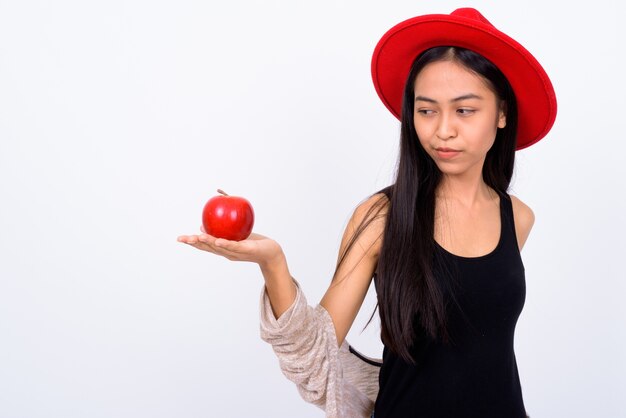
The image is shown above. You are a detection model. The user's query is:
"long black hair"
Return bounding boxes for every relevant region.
[333,46,519,364]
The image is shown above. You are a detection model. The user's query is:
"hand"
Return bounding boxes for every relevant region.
[177,228,284,268]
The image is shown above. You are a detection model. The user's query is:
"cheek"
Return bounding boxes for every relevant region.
[413,119,430,142]
[477,126,498,153]
[414,125,429,149]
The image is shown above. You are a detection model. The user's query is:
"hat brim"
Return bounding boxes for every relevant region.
[371,13,557,150]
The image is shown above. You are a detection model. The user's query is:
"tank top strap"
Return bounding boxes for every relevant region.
[499,192,521,255]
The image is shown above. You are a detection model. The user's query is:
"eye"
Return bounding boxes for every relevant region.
[416,109,435,116]
[457,108,475,115]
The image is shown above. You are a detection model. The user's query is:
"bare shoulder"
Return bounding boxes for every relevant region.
[353,192,390,223]
[348,192,389,258]
[509,194,535,251]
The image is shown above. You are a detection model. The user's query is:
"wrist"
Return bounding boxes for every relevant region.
[258,252,296,319]
[259,250,287,276]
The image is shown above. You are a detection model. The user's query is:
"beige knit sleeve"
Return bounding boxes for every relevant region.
[259,278,378,418]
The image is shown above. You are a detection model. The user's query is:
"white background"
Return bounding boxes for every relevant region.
[1,0,624,417]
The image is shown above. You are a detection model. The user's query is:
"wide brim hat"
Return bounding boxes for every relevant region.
[371,7,557,150]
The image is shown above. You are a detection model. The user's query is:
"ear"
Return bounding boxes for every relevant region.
[497,101,507,129]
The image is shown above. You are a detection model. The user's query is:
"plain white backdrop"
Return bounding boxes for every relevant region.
[1,0,624,417]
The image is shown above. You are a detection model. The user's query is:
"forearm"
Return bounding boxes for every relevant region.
[259,281,336,410]
[259,284,376,416]
[259,252,297,319]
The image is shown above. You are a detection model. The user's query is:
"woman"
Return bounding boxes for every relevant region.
[178,7,557,418]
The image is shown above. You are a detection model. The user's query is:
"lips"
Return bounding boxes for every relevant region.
[435,148,461,160]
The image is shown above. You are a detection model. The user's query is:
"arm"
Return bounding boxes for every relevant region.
[177,229,297,319]
[261,192,387,338]
[510,195,535,251]
[178,192,387,329]
[259,193,388,416]
[178,193,388,416]
[320,193,387,347]
[258,252,297,319]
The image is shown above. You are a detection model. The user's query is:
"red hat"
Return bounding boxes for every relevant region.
[371,7,557,150]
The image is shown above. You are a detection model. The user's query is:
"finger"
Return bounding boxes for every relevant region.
[187,241,218,253]
[194,241,244,260]
[183,238,222,253]
[180,234,215,247]
[198,234,219,247]
[182,235,241,257]
[214,237,244,252]
[247,232,267,241]
[200,225,206,233]
[178,235,199,244]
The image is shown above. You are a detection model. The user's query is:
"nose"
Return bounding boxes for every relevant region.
[435,112,457,140]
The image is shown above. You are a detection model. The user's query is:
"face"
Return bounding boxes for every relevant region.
[413,59,506,177]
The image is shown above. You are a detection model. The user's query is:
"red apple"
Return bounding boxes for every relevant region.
[202,189,254,241]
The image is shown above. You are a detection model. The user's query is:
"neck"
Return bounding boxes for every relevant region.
[436,170,495,209]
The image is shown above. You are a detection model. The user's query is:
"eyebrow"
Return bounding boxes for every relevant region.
[415,93,484,103]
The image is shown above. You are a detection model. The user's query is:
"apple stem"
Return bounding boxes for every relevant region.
[217,189,229,196]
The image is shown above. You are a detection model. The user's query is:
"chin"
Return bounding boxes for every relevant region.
[437,166,465,176]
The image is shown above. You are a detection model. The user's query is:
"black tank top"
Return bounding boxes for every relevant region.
[374,193,527,418]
